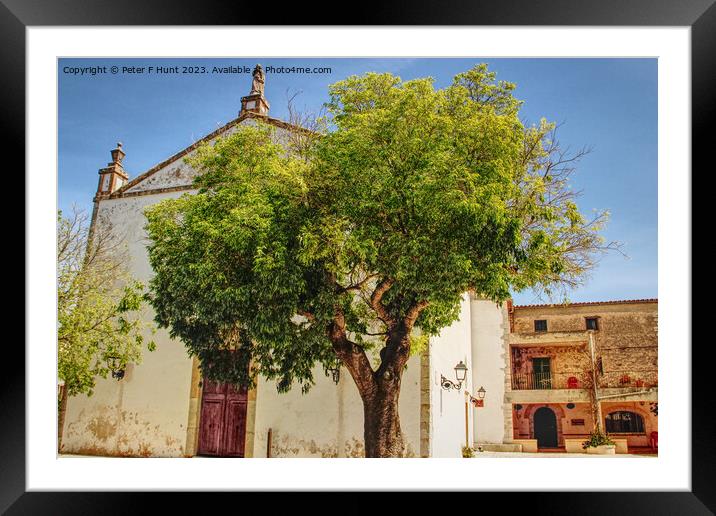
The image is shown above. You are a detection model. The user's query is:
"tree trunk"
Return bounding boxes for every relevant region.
[363,381,405,458]
[328,297,422,458]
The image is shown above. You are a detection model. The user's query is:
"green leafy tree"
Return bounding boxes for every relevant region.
[58,208,154,403]
[145,64,618,457]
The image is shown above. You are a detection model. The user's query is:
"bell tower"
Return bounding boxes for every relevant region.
[240,64,270,116]
[95,142,129,199]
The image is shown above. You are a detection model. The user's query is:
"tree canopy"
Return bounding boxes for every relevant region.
[144,64,615,397]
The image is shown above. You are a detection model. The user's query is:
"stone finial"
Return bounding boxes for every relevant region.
[110,142,126,165]
[96,141,129,200]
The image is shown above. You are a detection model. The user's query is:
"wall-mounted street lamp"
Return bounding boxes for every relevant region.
[441,361,468,391]
[465,386,487,449]
[107,355,125,380]
[466,386,486,407]
[327,367,340,385]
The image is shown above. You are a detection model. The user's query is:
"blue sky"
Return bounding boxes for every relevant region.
[58,58,657,305]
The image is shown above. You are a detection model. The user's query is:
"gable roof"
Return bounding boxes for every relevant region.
[108,111,310,199]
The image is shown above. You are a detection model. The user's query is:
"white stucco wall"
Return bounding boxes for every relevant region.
[123,118,293,194]
[470,297,509,445]
[252,354,422,458]
[428,294,473,457]
[62,192,197,457]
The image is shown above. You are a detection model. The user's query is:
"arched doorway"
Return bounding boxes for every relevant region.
[534,407,558,448]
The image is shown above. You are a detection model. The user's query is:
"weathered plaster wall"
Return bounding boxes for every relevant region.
[61,192,197,456]
[252,356,422,458]
[470,297,509,445]
[123,119,293,195]
[428,294,473,457]
[124,158,198,193]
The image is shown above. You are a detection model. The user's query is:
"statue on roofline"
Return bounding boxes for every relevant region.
[250,64,265,96]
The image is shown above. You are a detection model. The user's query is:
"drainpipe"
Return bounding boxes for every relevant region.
[464,391,470,449]
[588,331,603,432]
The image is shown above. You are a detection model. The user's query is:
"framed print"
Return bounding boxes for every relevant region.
[7,0,709,512]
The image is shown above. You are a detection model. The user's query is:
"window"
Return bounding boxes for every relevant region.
[605,411,645,433]
[532,357,552,389]
[586,317,599,330]
[534,319,547,332]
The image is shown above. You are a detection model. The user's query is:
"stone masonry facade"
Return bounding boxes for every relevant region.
[511,300,658,391]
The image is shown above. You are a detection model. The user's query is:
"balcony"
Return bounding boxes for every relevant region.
[511,371,658,392]
[511,371,583,391]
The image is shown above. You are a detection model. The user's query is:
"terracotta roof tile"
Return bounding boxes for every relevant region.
[513,298,658,309]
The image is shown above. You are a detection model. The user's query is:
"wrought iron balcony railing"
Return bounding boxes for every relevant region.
[510,371,582,390]
[510,370,658,391]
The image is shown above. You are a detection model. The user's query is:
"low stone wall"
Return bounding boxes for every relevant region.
[565,437,628,454]
[512,439,538,452]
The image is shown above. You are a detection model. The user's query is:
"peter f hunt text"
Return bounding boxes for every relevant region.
[62,65,332,76]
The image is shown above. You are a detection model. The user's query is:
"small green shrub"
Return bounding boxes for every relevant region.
[462,445,475,458]
[582,429,615,449]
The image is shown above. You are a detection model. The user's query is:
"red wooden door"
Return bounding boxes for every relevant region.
[197,380,248,457]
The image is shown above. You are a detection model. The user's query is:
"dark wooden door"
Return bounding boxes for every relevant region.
[197,379,248,457]
[534,406,558,448]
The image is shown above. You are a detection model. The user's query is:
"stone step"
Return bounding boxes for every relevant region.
[475,443,523,453]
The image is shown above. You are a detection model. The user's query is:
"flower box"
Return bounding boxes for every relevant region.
[586,444,616,455]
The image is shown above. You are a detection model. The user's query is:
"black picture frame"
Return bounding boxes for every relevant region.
[7,0,707,512]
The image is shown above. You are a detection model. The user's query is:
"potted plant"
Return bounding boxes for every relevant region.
[582,430,616,455]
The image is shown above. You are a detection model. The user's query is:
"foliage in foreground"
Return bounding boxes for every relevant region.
[58,208,155,397]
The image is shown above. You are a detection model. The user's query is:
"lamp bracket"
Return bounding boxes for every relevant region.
[440,375,462,391]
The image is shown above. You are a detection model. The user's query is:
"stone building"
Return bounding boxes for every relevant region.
[59,68,658,458]
[472,299,658,453]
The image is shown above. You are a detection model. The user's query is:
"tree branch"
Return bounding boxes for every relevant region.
[328,308,376,399]
[337,272,379,293]
[370,278,394,326]
[404,300,429,330]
